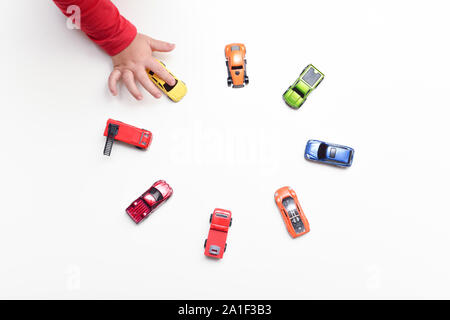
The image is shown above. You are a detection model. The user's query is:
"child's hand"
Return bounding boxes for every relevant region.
[108,33,176,100]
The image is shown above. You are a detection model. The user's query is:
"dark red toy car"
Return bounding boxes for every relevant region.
[204,208,232,259]
[126,180,173,224]
[103,119,152,156]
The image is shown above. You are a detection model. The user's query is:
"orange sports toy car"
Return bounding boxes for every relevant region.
[225,43,249,88]
[274,186,310,238]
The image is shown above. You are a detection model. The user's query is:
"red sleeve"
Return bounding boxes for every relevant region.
[53,0,137,56]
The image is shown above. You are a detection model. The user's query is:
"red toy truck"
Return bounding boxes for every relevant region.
[204,208,232,259]
[126,180,173,224]
[103,119,152,156]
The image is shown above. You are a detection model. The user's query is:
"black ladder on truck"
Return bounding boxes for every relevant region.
[103,123,119,156]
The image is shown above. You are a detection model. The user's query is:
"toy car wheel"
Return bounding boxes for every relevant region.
[227,78,232,87]
[209,214,213,223]
[224,243,227,252]
[135,146,143,150]
[204,239,207,248]
[244,76,249,85]
[229,218,232,227]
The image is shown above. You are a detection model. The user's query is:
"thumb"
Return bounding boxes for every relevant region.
[149,38,176,52]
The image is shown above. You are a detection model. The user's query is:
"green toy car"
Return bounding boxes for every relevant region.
[283,64,324,109]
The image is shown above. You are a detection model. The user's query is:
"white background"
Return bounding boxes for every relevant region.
[0,0,449,299]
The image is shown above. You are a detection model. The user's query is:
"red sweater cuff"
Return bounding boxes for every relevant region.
[90,16,137,56]
[53,0,137,56]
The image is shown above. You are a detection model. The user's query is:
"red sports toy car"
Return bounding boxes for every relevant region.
[126,180,173,224]
[204,208,232,259]
[103,119,152,156]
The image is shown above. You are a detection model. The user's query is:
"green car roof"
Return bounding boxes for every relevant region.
[283,64,324,109]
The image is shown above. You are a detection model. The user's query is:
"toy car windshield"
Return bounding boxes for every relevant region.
[317,143,328,159]
[292,87,305,98]
[282,197,305,234]
[148,187,163,203]
[163,80,178,92]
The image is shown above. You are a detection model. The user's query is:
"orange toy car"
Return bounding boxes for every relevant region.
[225,43,249,88]
[274,186,310,238]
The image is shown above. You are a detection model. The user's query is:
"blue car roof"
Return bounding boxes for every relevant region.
[326,146,351,163]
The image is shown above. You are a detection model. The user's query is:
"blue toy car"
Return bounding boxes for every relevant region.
[304,140,354,167]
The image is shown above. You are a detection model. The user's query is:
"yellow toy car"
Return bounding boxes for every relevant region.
[147,60,187,102]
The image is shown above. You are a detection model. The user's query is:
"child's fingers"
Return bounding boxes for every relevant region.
[136,70,162,99]
[108,69,122,96]
[149,38,175,52]
[122,70,143,100]
[147,58,176,86]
